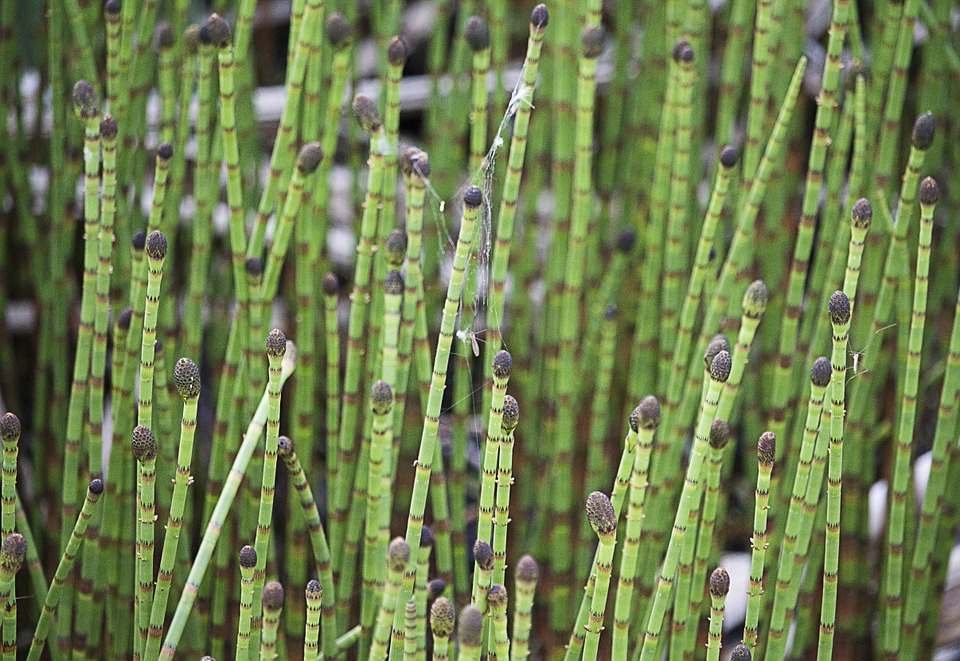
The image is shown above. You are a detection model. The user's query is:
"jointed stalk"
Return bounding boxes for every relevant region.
[612,398,660,659]
[236,546,257,659]
[582,493,618,661]
[743,432,776,649]
[142,359,201,661]
[27,483,100,661]
[278,436,337,659]
[880,178,938,658]
[816,292,853,661]
[261,581,285,660]
[388,187,484,658]
[707,568,730,661]
[638,351,731,660]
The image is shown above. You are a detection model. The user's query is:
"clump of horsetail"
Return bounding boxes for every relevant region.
[708,568,730,661]
[430,597,455,661]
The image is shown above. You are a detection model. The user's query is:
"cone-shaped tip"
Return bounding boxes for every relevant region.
[758,431,776,464]
[430,597,455,638]
[145,230,168,260]
[266,329,287,357]
[586,491,616,536]
[458,605,484,647]
[131,425,157,462]
[352,94,382,132]
[296,142,324,175]
[720,145,739,168]
[72,80,100,119]
[709,418,730,450]
[829,290,851,326]
[325,13,352,49]
[370,380,394,415]
[502,395,520,433]
[530,4,550,29]
[920,176,939,207]
[465,16,490,52]
[174,358,201,399]
[742,279,768,319]
[580,25,605,58]
[492,350,513,380]
[851,198,872,229]
[239,545,257,569]
[912,111,936,151]
[0,413,20,444]
[709,567,730,598]
[385,229,408,268]
[464,185,483,208]
[811,356,832,387]
[262,581,285,612]
[709,350,732,383]
[387,36,409,66]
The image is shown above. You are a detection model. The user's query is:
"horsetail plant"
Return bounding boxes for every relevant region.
[817,291,853,661]
[511,555,538,661]
[881,177,939,657]
[639,350,731,660]
[261,581,285,659]
[707,568,730,661]
[26,482,100,661]
[236,545,257,659]
[488,584,510,660]
[142,357,201,661]
[743,431,776,649]
[277,436,337,660]
[903,191,960,656]
[361,380,395,660]
[371,538,410,661]
[682,418,732,659]
[612,397,660,659]
[332,95,388,566]
[304,580,322,661]
[582,492,618,661]
[132,424,158,658]
[250,329,288,649]
[493,394,520,587]
[0,414,16,660]
[765,357,833,658]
